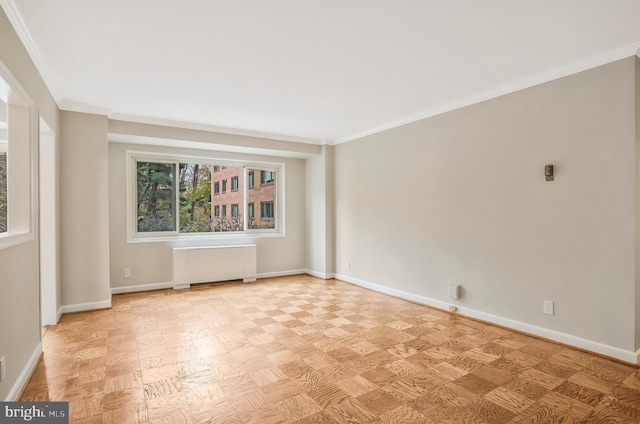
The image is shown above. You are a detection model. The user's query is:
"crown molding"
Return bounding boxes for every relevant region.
[109,112,324,146]
[0,0,62,103]
[334,42,640,145]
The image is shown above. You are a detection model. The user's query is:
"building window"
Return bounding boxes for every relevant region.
[261,201,274,220]
[248,171,254,189]
[213,165,220,172]
[248,202,254,220]
[130,155,281,239]
[261,170,275,185]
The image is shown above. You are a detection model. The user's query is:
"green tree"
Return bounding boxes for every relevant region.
[137,162,175,232]
[179,163,211,233]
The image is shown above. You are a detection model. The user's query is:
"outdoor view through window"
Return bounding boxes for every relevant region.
[136,161,276,234]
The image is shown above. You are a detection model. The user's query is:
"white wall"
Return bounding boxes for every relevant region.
[635,56,640,351]
[59,111,110,308]
[305,145,335,277]
[108,142,306,289]
[0,7,58,400]
[335,58,638,357]
[39,120,58,326]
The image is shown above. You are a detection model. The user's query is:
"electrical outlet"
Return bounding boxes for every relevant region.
[543,300,554,315]
[0,356,5,383]
[124,268,132,278]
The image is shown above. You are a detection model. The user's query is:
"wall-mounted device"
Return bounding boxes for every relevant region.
[449,284,462,300]
[545,164,554,181]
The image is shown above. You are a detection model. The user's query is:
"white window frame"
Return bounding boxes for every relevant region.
[0,60,37,250]
[126,151,284,242]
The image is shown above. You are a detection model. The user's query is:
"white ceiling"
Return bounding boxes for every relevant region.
[2,1,640,145]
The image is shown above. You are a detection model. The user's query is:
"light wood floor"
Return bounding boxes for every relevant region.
[20,275,640,423]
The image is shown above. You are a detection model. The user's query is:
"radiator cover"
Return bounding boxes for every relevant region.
[172,244,257,289]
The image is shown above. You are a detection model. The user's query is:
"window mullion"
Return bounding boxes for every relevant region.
[243,166,248,232]
[173,161,179,233]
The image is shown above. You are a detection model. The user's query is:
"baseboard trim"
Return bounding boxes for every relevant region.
[256,269,306,279]
[56,307,63,323]
[304,269,335,279]
[111,282,174,294]
[5,343,42,401]
[59,299,112,315]
[113,272,312,293]
[335,273,639,365]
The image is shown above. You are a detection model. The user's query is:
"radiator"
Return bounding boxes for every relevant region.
[172,244,257,289]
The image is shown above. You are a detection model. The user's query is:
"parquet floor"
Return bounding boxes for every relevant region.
[20,275,640,423]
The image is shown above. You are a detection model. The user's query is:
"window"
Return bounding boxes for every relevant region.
[248,171,254,189]
[178,163,211,233]
[136,162,176,232]
[261,201,274,220]
[248,202,254,220]
[213,165,220,172]
[0,67,35,249]
[261,170,275,185]
[129,155,281,239]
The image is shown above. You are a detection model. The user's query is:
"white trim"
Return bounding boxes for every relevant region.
[304,269,335,280]
[109,133,318,160]
[126,151,284,243]
[114,272,311,294]
[336,274,451,311]
[109,113,323,146]
[335,273,639,365]
[111,282,174,294]
[0,57,37,250]
[334,43,640,144]
[59,299,111,315]
[56,307,63,323]
[0,0,61,106]
[5,342,41,401]
[256,269,306,279]
[0,231,33,250]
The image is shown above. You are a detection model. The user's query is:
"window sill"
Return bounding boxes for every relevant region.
[0,231,34,250]
[127,230,282,244]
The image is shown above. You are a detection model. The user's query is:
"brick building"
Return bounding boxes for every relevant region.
[210,166,275,231]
